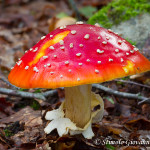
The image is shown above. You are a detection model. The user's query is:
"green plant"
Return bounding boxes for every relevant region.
[106,144,116,150]
[79,6,97,18]
[56,12,68,18]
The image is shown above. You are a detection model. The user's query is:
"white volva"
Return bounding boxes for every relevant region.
[44,84,104,139]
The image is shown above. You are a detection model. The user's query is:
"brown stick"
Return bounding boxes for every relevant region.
[92,84,150,104]
[0,80,149,104]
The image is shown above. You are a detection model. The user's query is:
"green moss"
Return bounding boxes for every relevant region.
[88,0,150,28]
[30,100,40,110]
[125,38,137,45]
[4,129,14,137]
[4,121,24,137]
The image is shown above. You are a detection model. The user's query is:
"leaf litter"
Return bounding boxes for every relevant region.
[0,0,150,149]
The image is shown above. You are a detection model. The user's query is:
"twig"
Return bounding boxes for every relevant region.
[138,99,150,105]
[0,77,20,90]
[0,87,46,100]
[43,89,57,97]
[114,79,150,89]
[0,84,149,104]
[0,86,58,101]
[92,84,150,104]
[68,0,82,21]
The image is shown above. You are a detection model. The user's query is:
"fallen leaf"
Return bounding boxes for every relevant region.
[36,141,52,150]
[119,146,141,150]
[0,143,8,150]
[124,118,150,131]
[4,0,28,5]
[95,123,129,139]
[0,42,15,69]
[0,97,14,119]
[0,13,34,29]
[48,16,76,32]
[119,104,131,118]
[0,30,17,43]
[130,71,150,85]
[0,106,42,127]
[55,140,75,150]
[11,126,44,148]
[139,130,150,141]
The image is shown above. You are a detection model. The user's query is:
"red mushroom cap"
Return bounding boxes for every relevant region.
[8,24,150,88]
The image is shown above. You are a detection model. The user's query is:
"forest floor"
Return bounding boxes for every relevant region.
[0,0,150,149]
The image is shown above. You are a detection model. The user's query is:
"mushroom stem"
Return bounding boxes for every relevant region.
[64,84,91,128]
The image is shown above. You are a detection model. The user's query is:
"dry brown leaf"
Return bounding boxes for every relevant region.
[48,17,76,32]
[55,141,75,150]
[130,71,150,85]
[0,106,42,127]
[124,118,150,131]
[0,44,15,69]
[118,146,141,150]
[99,123,129,139]
[36,141,52,150]
[141,104,150,119]
[0,30,17,43]
[0,143,8,150]
[0,97,14,120]
[10,125,44,148]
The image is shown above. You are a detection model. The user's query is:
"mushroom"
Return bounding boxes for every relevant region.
[8,23,150,139]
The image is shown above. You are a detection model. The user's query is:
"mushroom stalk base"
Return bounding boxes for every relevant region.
[44,86,104,139]
[64,84,91,128]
